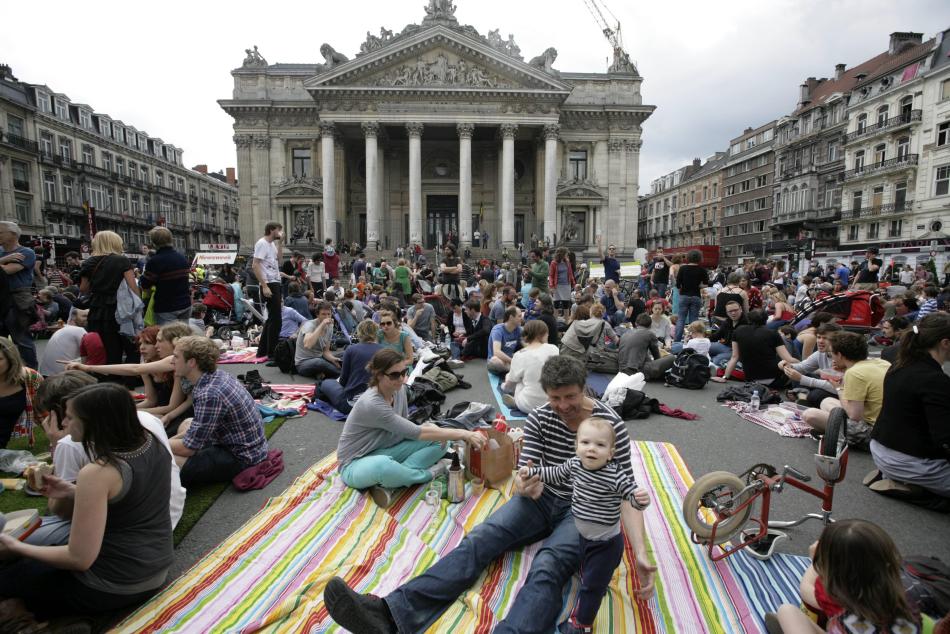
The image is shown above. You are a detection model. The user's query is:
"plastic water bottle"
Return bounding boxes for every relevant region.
[749,390,760,411]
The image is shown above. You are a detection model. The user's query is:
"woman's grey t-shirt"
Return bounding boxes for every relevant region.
[337,386,421,469]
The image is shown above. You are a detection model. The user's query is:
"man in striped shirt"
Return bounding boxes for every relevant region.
[325,355,656,634]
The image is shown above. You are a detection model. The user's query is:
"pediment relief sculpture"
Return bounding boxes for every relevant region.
[370,51,512,89]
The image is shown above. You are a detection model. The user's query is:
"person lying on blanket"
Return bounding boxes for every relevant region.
[335,348,488,509]
[325,355,658,634]
[519,416,651,634]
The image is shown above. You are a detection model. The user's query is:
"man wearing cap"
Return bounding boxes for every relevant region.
[852,247,882,290]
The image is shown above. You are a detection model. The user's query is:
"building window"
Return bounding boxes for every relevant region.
[827,142,838,162]
[856,113,867,133]
[99,119,110,137]
[36,92,51,113]
[900,95,913,118]
[63,179,73,205]
[156,171,163,188]
[59,138,72,161]
[755,220,766,232]
[6,114,24,137]
[115,157,124,174]
[11,160,29,191]
[569,150,588,180]
[54,99,68,120]
[873,144,886,165]
[128,161,136,178]
[756,174,767,188]
[853,150,865,171]
[895,181,907,210]
[868,222,879,239]
[102,152,112,172]
[936,165,950,196]
[82,145,94,164]
[938,122,950,147]
[43,173,56,201]
[848,225,859,241]
[877,106,889,127]
[942,79,950,101]
[852,190,863,212]
[292,148,310,177]
[889,219,902,237]
[79,110,91,129]
[897,137,910,159]
[140,167,149,183]
[15,198,30,225]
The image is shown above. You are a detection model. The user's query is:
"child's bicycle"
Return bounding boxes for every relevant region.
[683,409,850,562]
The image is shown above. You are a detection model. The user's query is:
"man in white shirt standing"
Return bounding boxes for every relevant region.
[253,222,284,359]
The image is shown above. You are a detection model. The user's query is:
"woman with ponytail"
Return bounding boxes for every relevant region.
[866,312,950,499]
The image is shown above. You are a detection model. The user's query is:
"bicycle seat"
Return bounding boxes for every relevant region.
[741,528,787,561]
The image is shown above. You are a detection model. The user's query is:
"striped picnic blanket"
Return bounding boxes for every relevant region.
[723,401,814,438]
[114,442,807,633]
[219,347,269,364]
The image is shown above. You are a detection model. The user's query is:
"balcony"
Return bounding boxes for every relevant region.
[42,201,67,214]
[843,154,918,181]
[0,132,39,154]
[189,193,198,203]
[840,201,913,220]
[844,110,921,144]
[79,161,110,180]
[772,209,817,226]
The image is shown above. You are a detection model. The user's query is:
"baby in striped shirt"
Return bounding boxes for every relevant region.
[519,417,651,634]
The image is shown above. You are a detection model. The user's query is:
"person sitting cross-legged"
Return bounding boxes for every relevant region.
[324,355,658,634]
[486,306,523,376]
[800,331,890,449]
[169,335,268,488]
[294,301,342,379]
[336,348,487,508]
[317,319,383,415]
[779,322,842,408]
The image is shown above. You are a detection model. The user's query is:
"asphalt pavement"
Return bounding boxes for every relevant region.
[169,356,950,581]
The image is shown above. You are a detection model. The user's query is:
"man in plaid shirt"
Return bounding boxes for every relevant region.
[169,336,268,488]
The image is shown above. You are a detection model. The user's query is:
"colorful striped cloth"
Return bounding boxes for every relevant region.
[267,384,316,400]
[113,442,808,633]
[219,347,269,364]
[723,401,814,438]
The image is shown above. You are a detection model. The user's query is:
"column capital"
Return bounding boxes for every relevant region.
[456,122,475,139]
[542,123,560,141]
[406,122,424,138]
[233,134,253,149]
[318,121,337,138]
[361,121,380,138]
[253,135,270,149]
[500,123,518,139]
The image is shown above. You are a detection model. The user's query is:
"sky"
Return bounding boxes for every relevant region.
[5,0,949,193]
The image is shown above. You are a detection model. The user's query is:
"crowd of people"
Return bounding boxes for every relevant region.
[1,215,949,632]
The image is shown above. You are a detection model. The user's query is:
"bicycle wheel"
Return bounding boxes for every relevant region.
[822,407,847,457]
[683,471,752,544]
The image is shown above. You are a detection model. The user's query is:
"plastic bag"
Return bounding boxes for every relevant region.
[604,371,646,403]
[0,449,42,475]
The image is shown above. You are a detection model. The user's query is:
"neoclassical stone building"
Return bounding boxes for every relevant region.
[220,1,653,253]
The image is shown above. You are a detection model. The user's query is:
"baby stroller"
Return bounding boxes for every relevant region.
[791,290,885,333]
[202,282,257,340]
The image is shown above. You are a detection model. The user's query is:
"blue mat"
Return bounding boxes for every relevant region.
[487,370,615,420]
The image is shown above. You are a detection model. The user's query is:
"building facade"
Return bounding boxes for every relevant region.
[840,33,934,253]
[639,164,693,252]
[720,122,776,265]
[0,64,239,257]
[220,1,653,254]
[914,29,950,251]
[674,153,726,248]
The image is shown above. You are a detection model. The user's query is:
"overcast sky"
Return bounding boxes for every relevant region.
[5,0,949,192]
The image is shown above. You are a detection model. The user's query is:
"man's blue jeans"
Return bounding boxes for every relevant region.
[709,341,732,366]
[296,356,340,378]
[675,295,703,342]
[385,491,580,633]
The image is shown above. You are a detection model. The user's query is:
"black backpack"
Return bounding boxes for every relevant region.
[664,349,711,390]
[272,338,297,374]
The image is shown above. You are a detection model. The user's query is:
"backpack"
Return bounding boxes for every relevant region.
[664,349,711,389]
[272,337,297,374]
[586,348,619,374]
[904,556,950,619]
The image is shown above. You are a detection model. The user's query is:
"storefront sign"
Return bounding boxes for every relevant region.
[199,243,238,251]
[194,252,237,265]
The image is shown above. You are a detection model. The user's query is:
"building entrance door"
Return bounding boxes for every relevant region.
[515,214,525,247]
[426,195,458,249]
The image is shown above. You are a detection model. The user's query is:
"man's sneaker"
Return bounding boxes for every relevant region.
[447,359,464,369]
[501,393,516,408]
[369,486,398,509]
[323,576,398,634]
[862,468,883,487]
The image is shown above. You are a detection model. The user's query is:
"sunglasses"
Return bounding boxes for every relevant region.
[380,321,395,327]
[384,368,409,380]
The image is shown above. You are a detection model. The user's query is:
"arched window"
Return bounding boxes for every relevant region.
[877,105,889,127]
[802,187,810,210]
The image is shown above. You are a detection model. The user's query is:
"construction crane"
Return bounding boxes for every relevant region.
[582,0,636,73]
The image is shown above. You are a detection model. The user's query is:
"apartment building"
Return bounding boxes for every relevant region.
[915,28,950,252]
[0,64,239,257]
[674,153,726,248]
[639,163,698,252]
[720,122,776,265]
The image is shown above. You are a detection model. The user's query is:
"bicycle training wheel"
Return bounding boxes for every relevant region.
[683,471,752,544]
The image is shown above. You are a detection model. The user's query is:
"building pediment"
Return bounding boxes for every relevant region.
[273,176,322,197]
[557,179,606,200]
[305,26,571,98]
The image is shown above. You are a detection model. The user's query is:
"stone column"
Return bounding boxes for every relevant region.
[542,124,559,246]
[457,123,474,248]
[377,143,385,249]
[319,121,336,244]
[500,123,517,248]
[406,122,424,246]
[253,134,271,227]
[362,121,379,250]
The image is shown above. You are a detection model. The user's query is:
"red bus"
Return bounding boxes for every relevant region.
[648,245,720,269]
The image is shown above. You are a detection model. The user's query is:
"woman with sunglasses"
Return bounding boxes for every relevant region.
[376,308,414,362]
[337,349,487,508]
